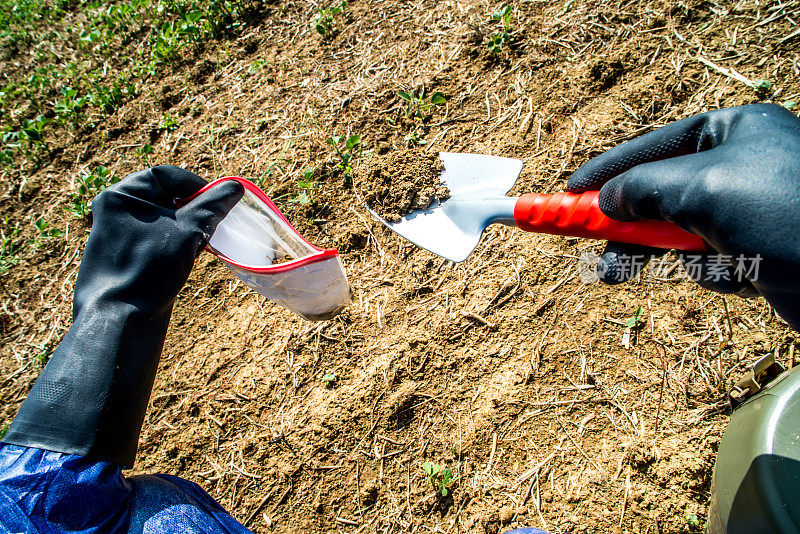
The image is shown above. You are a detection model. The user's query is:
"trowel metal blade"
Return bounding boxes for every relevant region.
[369,152,523,262]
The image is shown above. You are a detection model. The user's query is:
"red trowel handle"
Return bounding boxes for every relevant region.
[513,191,707,251]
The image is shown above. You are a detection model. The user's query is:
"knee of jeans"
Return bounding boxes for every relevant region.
[126,475,206,533]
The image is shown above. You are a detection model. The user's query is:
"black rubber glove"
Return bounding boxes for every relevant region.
[567,103,800,330]
[3,166,243,468]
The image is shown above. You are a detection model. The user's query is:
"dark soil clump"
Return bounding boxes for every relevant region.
[355,149,449,222]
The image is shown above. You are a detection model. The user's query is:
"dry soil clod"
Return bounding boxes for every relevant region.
[355,149,449,222]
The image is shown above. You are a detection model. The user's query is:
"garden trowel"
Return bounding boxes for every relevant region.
[367,152,706,262]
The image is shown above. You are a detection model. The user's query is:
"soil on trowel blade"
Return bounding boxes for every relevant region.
[355,149,449,222]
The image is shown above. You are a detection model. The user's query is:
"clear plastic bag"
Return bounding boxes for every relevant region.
[187,177,351,321]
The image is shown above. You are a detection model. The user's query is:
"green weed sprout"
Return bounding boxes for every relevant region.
[90,80,133,115]
[314,10,333,35]
[149,13,203,64]
[79,28,102,47]
[487,5,512,54]
[159,113,178,132]
[422,461,456,497]
[492,5,512,25]
[54,87,88,127]
[136,143,154,162]
[1,114,50,165]
[625,305,644,329]
[0,145,13,166]
[753,79,773,98]
[0,423,8,440]
[67,166,120,219]
[327,133,361,180]
[34,350,51,366]
[19,115,49,145]
[248,58,268,74]
[290,168,318,205]
[28,217,62,249]
[314,0,347,35]
[321,371,336,388]
[398,88,446,120]
[0,219,22,274]
[404,130,427,146]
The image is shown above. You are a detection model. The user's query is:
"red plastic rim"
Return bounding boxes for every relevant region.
[182,176,340,274]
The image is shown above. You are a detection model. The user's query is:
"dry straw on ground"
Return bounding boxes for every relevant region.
[1,0,799,533]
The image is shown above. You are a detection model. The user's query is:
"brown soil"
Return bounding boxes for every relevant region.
[2,1,799,534]
[355,150,449,222]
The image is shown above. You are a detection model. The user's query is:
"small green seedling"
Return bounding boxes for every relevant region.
[28,217,62,249]
[67,166,120,219]
[0,220,22,274]
[422,461,456,497]
[291,168,318,205]
[54,87,88,127]
[327,133,361,180]
[321,371,336,388]
[0,146,13,166]
[685,513,701,530]
[1,114,50,164]
[398,88,446,120]
[753,79,773,98]
[0,423,8,440]
[80,28,102,46]
[90,81,128,115]
[33,217,61,238]
[492,5,512,25]
[625,305,644,329]
[404,130,427,146]
[159,113,178,132]
[136,143,153,161]
[314,0,347,35]
[34,350,51,366]
[486,32,507,54]
[19,115,49,145]
[314,10,333,35]
[621,305,644,349]
[248,59,268,74]
[487,5,512,54]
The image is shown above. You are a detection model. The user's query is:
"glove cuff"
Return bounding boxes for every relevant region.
[2,299,172,468]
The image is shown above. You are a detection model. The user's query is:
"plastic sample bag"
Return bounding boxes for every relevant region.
[185,177,351,321]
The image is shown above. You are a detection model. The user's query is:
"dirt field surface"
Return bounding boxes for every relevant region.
[1,0,799,532]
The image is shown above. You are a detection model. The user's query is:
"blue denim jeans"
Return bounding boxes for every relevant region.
[0,444,253,534]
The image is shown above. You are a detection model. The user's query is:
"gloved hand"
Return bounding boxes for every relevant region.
[3,166,243,467]
[566,103,800,330]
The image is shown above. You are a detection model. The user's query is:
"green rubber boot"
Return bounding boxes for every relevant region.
[709,356,800,533]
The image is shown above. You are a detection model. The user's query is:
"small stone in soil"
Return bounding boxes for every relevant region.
[499,506,514,524]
